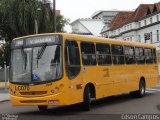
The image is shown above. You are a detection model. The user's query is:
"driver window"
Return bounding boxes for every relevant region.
[65,40,81,79]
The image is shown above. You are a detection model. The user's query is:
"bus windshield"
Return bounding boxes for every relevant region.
[10,36,62,84]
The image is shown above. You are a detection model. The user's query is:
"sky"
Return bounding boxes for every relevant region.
[50,0,160,32]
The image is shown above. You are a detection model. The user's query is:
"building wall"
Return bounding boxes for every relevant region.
[107,12,160,48]
[92,11,119,24]
[72,22,90,34]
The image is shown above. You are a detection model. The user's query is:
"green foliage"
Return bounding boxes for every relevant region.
[0,0,70,66]
[56,15,70,32]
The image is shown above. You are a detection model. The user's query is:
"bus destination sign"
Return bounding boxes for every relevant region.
[25,36,60,46]
[12,35,60,48]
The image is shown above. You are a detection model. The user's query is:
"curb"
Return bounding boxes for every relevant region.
[0,99,10,103]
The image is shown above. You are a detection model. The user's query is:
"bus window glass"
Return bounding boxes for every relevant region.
[124,46,136,64]
[96,43,112,65]
[145,48,153,64]
[153,49,157,64]
[81,42,96,65]
[32,45,62,82]
[65,40,81,79]
[135,47,145,64]
[111,45,124,64]
[11,48,32,83]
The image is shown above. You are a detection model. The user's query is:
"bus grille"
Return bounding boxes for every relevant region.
[20,100,47,103]
[20,91,47,96]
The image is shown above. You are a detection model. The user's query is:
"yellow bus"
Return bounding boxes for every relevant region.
[9,33,159,111]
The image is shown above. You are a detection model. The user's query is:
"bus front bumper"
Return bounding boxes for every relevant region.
[10,93,68,106]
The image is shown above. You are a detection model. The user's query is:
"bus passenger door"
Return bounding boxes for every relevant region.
[65,40,83,104]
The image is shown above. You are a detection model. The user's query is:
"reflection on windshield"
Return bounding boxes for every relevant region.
[11,45,62,83]
[32,45,62,82]
[11,48,32,83]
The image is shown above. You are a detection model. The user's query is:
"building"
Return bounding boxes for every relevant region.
[70,18,105,36]
[91,10,119,24]
[91,10,120,37]
[106,2,160,50]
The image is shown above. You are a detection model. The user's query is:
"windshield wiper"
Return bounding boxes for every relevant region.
[36,43,47,68]
[37,43,47,60]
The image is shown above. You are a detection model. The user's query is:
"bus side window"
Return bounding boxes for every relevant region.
[81,42,96,66]
[153,48,157,64]
[111,45,124,65]
[96,43,112,65]
[124,46,136,64]
[65,40,81,79]
[145,48,153,64]
[135,47,145,64]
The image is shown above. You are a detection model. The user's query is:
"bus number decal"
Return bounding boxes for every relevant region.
[103,68,109,77]
[15,86,30,91]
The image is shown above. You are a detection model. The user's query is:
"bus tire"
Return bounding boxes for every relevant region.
[38,105,47,111]
[130,79,146,98]
[137,79,146,97]
[82,86,91,111]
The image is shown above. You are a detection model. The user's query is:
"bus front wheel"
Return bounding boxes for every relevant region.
[82,86,91,111]
[38,105,48,111]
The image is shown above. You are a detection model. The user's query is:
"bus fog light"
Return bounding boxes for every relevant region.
[55,87,59,91]
[51,90,54,93]
[13,91,16,95]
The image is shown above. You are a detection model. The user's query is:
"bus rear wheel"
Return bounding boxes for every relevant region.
[38,105,48,111]
[82,86,91,111]
[130,79,146,98]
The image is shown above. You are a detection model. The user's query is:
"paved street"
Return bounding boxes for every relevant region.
[0,84,160,120]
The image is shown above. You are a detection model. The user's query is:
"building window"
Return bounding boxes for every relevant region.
[127,25,129,30]
[138,22,141,27]
[124,26,126,31]
[118,29,120,34]
[150,17,152,24]
[157,15,159,22]
[130,24,132,29]
[150,32,152,43]
[157,30,159,42]
[138,35,141,42]
[144,20,147,26]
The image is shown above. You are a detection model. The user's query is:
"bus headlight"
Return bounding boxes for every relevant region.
[10,89,17,95]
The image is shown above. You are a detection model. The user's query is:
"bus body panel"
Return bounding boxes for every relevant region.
[9,33,159,107]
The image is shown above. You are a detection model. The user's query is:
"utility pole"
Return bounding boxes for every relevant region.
[35,8,41,34]
[53,0,56,32]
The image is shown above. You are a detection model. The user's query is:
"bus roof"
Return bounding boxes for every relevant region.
[13,33,156,48]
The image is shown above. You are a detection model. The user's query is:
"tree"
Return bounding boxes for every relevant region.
[0,0,69,66]
[56,15,70,32]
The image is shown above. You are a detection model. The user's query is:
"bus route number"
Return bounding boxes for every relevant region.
[15,86,30,91]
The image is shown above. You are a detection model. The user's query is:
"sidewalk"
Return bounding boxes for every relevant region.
[0,88,10,102]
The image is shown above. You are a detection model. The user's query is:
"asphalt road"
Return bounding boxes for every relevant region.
[0,85,160,120]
